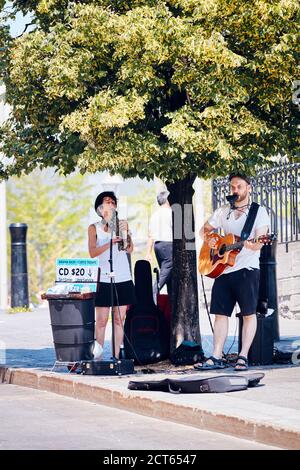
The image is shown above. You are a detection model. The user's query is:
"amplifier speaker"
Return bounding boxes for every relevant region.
[237,313,274,365]
[80,359,135,376]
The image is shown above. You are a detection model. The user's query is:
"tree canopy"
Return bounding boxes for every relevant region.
[1,0,299,182]
[2,0,299,352]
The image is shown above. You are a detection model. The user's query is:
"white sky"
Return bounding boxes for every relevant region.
[4,1,33,38]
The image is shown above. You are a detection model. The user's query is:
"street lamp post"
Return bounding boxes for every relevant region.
[101,172,125,220]
[101,172,123,199]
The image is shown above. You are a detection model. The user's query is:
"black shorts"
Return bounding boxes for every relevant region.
[210,268,260,317]
[94,280,136,307]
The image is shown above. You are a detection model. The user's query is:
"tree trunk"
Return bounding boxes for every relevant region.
[166,174,202,353]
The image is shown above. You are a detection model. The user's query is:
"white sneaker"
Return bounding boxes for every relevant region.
[91,340,103,360]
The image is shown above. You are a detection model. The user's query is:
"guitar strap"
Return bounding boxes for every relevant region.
[240,202,260,241]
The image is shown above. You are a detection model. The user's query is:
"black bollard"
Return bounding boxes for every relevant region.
[237,238,279,365]
[9,223,29,308]
[258,239,280,341]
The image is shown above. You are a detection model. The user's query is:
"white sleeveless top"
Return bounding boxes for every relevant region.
[94,222,132,283]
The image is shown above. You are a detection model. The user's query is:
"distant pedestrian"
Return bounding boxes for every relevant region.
[146,191,173,296]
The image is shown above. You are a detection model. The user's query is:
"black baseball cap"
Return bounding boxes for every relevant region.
[94,191,117,213]
[229,173,251,185]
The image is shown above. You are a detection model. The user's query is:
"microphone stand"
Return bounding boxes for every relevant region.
[77,209,135,376]
[80,211,135,376]
[108,222,117,361]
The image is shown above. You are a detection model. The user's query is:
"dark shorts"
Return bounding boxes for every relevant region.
[210,268,260,317]
[94,280,136,307]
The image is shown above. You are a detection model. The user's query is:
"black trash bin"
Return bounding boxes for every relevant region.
[43,292,95,362]
[259,240,279,341]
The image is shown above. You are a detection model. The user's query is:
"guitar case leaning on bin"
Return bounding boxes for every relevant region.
[124,260,169,365]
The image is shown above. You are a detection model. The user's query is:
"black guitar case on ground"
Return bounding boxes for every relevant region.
[124,260,169,365]
[128,373,265,394]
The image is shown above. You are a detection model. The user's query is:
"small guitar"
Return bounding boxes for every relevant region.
[198,233,276,279]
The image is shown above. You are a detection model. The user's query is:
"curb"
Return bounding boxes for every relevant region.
[1,366,299,449]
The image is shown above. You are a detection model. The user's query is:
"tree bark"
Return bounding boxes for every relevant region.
[166,174,202,353]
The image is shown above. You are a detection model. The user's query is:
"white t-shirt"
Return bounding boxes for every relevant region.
[149,206,173,242]
[94,222,132,283]
[207,204,270,274]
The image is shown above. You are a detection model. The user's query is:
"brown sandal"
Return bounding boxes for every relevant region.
[194,356,227,370]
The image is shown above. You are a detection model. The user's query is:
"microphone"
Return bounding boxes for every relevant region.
[116,214,129,251]
[99,207,118,232]
[226,194,238,220]
[103,207,117,230]
[226,194,238,209]
[100,208,128,250]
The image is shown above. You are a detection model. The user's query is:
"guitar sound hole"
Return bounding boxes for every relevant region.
[219,244,226,256]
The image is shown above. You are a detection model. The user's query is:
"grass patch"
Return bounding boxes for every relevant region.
[8,306,33,314]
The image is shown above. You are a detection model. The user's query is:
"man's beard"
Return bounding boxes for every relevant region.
[237,191,248,203]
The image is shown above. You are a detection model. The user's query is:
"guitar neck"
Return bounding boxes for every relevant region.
[225,237,258,252]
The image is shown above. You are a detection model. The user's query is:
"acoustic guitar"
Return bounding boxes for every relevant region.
[198,233,276,279]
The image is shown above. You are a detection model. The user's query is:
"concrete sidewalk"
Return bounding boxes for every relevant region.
[1,307,300,449]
